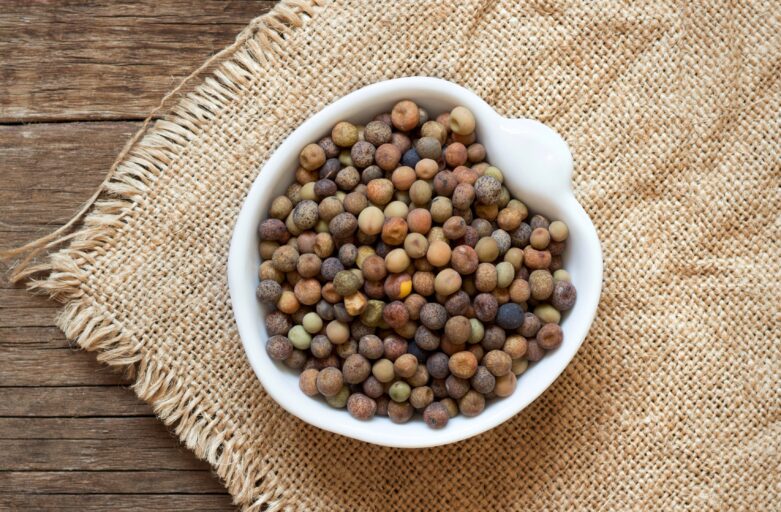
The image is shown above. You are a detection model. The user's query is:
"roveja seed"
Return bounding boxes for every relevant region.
[256,101,578,428]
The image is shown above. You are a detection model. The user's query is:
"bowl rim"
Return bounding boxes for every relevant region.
[228,77,603,448]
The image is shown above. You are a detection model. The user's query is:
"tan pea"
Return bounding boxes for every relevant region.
[483,166,504,183]
[404,233,429,259]
[409,180,432,206]
[549,220,569,242]
[277,290,299,315]
[430,197,453,223]
[494,372,517,397]
[426,240,452,267]
[512,358,529,376]
[299,143,326,171]
[372,358,395,383]
[504,247,524,271]
[475,237,499,262]
[530,227,551,249]
[415,158,439,179]
[553,269,572,283]
[434,268,462,296]
[450,106,476,135]
[358,206,385,235]
[299,181,316,201]
[391,166,417,191]
[509,279,531,303]
[332,121,359,147]
[384,200,409,218]
[355,246,376,268]
[385,248,411,273]
[325,320,350,344]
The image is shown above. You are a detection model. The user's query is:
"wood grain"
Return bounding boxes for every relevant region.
[0,2,279,508]
[0,388,146,417]
[0,495,235,511]
[0,471,227,495]
[0,347,131,386]
[0,439,211,471]
[0,0,275,122]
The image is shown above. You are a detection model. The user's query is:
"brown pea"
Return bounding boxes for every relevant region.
[536,323,563,350]
[445,142,468,167]
[412,271,435,296]
[445,316,471,344]
[391,100,420,131]
[494,372,517,397]
[391,166,417,191]
[394,353,419,379]
[458,390,485,417]
[382,217,408,246]
[375,143,401,171]
[382,301,410,329]
[442,216,467,240]
[484,350,512,377]
[475,263,498,292]
[448,351,478,379]
[523,246,552,269]
[407,208,433,234]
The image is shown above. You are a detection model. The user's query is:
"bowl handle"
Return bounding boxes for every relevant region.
[495,117,574,198]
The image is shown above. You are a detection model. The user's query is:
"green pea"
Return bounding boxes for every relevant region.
[389,381,411,403]
[496,261,515,289]
[288,325,312,350]
[468,318,484,344]
[326,386,350,408]
[302,313,323,334]
[484,166,504,183]
[314,219,330,233]
[534,304,561,325]
[553,269,571,283]
[339,150,353,167]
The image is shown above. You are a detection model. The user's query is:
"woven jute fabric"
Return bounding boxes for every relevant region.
[18,0,780,510]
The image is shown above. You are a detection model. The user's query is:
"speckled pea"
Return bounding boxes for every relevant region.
[474,175,501,205]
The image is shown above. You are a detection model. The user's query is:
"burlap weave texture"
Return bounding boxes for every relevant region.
[23,0,780,510]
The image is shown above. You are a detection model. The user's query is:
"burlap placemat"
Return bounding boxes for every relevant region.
[8,0,780,509]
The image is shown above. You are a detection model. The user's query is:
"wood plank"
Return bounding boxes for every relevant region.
[0,327,71,348]
[0,349,131,386]
[0,0,275,122]
[0,417,173,439]
[0,439,212,471]
[0,288,59,309]
[0,122,139,228]
[0,387,147,417]
[0,471,227,495]
[0,494,234,511]
[0,307,58,327]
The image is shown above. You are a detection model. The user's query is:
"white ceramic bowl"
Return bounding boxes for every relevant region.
[228,77,602,448]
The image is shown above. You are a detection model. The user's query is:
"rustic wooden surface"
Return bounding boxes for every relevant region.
[0,2,276,510]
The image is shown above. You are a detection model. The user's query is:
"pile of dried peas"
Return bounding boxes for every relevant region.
[257,100,576,429]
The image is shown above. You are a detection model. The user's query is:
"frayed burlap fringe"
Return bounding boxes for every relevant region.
[6,1,781,510]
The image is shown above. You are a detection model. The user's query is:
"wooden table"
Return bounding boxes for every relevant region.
[0,2,275,509]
